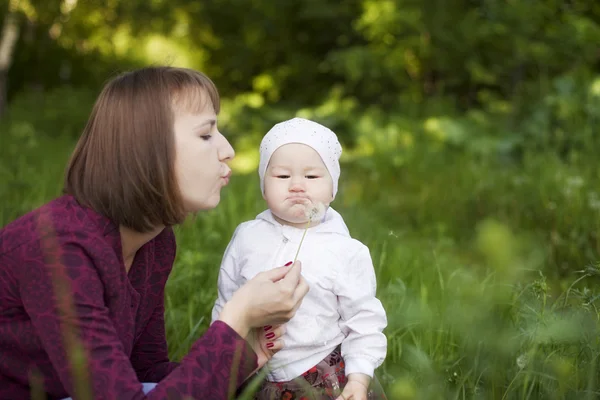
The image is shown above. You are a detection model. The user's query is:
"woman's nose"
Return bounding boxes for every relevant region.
[218,132,235,162]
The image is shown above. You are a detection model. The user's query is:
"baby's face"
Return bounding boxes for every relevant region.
[263,143,334,227]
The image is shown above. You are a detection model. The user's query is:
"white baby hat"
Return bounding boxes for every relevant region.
[258,117,343,197]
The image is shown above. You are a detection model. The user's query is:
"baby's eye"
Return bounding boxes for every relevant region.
[277,175,290,179]
[200,135,212,141]
[306,175,319,179]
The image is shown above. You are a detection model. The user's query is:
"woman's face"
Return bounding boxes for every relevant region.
[173,100,235,213]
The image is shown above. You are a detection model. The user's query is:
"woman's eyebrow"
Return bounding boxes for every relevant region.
[193,119,216,129]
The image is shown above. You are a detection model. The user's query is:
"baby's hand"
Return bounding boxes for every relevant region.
[336,373,370,400]
[249,325,285,368]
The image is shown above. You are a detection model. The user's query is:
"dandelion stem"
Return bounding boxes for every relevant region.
[293,218,312,263]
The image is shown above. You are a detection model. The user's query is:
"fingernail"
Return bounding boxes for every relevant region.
[267,342,274,349]
[284,261,293,266]
[263,325,272,331]
[265,332,275,339]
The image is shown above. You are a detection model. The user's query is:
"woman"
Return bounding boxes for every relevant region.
[0,66,309,399]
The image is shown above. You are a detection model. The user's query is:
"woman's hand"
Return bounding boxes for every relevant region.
[218,260,309,338]
[247,324,285,369]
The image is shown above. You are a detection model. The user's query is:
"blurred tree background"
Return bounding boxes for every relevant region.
[4,0,600,398]
[4,0,600,277]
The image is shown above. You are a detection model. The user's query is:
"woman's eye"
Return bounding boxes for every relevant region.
[200,135,212,141]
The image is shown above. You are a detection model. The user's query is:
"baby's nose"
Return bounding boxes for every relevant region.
[289,181,305,191]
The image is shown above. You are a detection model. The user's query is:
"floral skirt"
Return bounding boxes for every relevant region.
[253,346,387,400]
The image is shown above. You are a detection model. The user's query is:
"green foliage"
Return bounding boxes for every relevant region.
[5,133,600,398]
[7,0,600,123]
[4,86,95,137]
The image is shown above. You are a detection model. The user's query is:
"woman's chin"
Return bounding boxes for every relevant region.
[185,194,221,213]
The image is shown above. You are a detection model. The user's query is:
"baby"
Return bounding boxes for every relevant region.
[211,118,388,400]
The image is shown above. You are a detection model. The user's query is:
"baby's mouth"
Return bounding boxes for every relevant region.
[288,197,310,204]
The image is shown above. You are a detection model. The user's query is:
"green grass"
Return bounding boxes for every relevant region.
[4,132,600,400]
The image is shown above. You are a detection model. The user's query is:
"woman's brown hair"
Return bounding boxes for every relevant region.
[64,66,220,233]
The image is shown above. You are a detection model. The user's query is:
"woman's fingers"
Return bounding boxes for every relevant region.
[276,271,309,321]
[264,324,285,339]
[272,274,309,323]
[228,260,309,330]
[279,260,302,289]
[263,325,286,353]
[284,276,309,317]
[261,325,285,353]
[262,263,294,283]
[263,261,307,315]
[267,338,285,352]
[293,275,310,302]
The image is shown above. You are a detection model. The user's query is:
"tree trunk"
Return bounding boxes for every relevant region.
[0,11,20,118]
[0,72,6,119]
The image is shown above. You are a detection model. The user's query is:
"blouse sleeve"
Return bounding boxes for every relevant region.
[18,232,257,400]
[130,298,179,383]
[334,245,388,378]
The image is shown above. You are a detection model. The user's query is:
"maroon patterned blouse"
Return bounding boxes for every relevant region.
[0,195,256,399]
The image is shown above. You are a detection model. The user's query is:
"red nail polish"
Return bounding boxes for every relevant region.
[267,342,274,349]
[263,325,272,331]
[265,332,275,339]
[284,261,293,266]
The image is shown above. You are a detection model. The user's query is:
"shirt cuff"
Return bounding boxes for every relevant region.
[344,357,375,378]
[197,320,258,388]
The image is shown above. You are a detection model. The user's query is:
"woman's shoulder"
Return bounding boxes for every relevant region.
[152,226,177,265]
[0,194,114,256]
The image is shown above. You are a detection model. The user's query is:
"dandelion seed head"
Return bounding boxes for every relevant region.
[304,201,326,221]
[567,176,584,188]
[516,354,528,369]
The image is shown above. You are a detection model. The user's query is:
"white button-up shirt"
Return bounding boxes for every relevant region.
[211,208,387,382]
